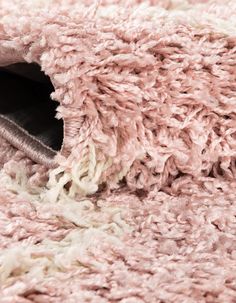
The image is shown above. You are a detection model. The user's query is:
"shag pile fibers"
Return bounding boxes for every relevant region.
[0,0,236,302]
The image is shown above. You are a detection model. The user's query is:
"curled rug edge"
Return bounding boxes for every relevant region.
[0,1,236,302]
[1,0,236,196]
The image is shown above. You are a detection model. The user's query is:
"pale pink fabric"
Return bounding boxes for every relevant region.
[1,0,236,302]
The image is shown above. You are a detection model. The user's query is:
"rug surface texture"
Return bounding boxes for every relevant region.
[0,0,236,302]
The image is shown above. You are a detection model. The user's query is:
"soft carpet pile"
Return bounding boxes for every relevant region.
[1,0,236,302]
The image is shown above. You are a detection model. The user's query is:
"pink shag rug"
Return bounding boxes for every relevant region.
[1,0,236,302]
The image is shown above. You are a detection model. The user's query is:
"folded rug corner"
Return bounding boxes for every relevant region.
[0,0,236,302]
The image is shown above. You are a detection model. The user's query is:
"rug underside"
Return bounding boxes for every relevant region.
[0,0,236,302]
[0,66,63,166]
